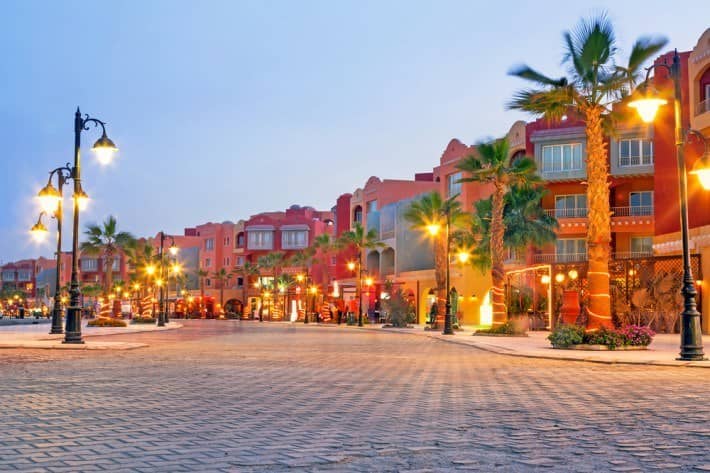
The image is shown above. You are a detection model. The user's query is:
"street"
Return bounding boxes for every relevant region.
[1,321,709,472]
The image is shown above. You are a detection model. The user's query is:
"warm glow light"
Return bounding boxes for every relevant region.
[133,283,140,290]
[309,286,317,294]
[628,269,636,276]
[37,182,61,214]
[253,281,260,288]
[690,154,710,190]
[296,274,304,282]
[278,285,285,294]
[555,273,565,283]
[145,265,156,276]
[169,245,179,256]
[347,261,356,271]
[470,294,478,301]
[568,269,578,280]
[187,296,194,303]
[156,279,164,287]
[696,280,703,286]
[264,291,272,298]
[171,263,181,274]
[364,277,374,286]
[456,251,470,263]
[30,217,49,243]
[74,189,89,212]
[541,274,550,285]
[123,291,129,298]
[479,292,492,326]
[92,132,118,165]
[426,224,441,236]
[629,96,667,123]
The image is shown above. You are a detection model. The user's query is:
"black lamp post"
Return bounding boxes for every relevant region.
[64,108,118,344]
[630,50,710,361]
[36,166,74,334]
[157,231,177,327]
[427,210,454,335]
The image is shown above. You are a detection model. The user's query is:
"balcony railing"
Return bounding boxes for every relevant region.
[696,98,710,116]
[613,250,654,259]
[533,253,588,263]
[618,156,653,167]
[612,206,653,217]
[544,208,588,218]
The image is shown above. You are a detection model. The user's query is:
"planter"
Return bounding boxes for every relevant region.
[553,344,648,351]
[473,332,529,337]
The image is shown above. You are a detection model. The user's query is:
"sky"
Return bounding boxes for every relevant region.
[1,0,708,262]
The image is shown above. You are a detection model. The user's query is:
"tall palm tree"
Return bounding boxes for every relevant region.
[80,215,135,313]
[241,261,260,318]
[197,268,209,317]
[257,252,285,318]
[507,14,666,329]
[212,268,231,311]
[457,138,538,326]
[313,233,335,288]
[403,191,466,323]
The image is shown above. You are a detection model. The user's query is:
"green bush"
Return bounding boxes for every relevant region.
[476,321,526,335]
[131,317,156,324]
[88,317,127,328]
[584,326,625,350]
[547,324,585,348]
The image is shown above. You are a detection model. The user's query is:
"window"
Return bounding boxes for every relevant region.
[236,233,245,247]
[555,239,587,262]
[80,259,98,271]
[16,270,31,281]
[630,237,653,256]
[619,138,653,166]
[248,231,274,250]
[205,258,211,267]
[282,230,308,249]
[2,271,14,281]
[367,200,377,212]
[541,143,583,173]
[236,256,245,266]
[447,172,463,198]
[331,256,337,265]
[111,257,120,271]
[205,238,214,250]
[353,206,363,224]
[224,236,230,246]
[206,279,211,287]
[237,277,244,288]
[629,191,653,216]
[554,194,587,218]
[225,257,230,266]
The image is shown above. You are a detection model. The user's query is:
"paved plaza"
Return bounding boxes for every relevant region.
[1,321,710,472]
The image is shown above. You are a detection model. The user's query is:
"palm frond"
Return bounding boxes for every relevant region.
[508,64,567,87]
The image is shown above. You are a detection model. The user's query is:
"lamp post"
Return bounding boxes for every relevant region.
[630,49,710,361]
[296,273,309,323]
[64,108,118,344]
[347,256,367,326]
[427,211,454,335]
[156,231,177,327]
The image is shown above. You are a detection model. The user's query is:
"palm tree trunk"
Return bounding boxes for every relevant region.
[434,236,447,327]
[490,184,507,326]
[200,278,205,318]
[584,105,612,330]
[102,252,114,318]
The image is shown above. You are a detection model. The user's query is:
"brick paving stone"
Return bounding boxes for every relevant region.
[1,321,710,472]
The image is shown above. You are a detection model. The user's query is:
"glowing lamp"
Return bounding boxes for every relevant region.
[346,262,356,271]
[145,265,156,276]
[540,275,550,285]
[568,269,578,280]
[364,277,374,287]
[309,286,317,295]
[456,251,470,263]
[555,273,565,283]
[689,152,710,191]
[156,279,163,287]
[426,224,441,236]
[133,283,140,290]
[37,182,61,214]
[92,131,118,165]
[629,84,667,124]
[169,244,179,256]
[171,264,181,274]
[296,274,305,282]
[73,186,89,212]
[30,215,49,242]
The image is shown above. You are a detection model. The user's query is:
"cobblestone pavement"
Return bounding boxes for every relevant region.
[1,321,710,472]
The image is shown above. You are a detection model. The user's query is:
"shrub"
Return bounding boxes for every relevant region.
[131,317,156,324]
[584,326,625,350]
[383,289,415,328]
[476,321,526,335]
[88,317,127,328]
[618,325,655,346]
[548,324,585,348]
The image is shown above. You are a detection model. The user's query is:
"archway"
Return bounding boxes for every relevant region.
[366,251,380,278]
[224,298,243,316]
[381,247,395,277]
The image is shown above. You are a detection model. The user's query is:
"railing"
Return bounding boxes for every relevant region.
[612,206,654,217]
[697,98,710,116]
[544,208,588,218]
[613,251,654,259]
[533,253,588,263]
[618,156,653,167]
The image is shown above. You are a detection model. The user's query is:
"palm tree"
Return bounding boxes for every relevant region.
[257,252,285,319]
[241,261,260,318]
[80,215,135,315]
[507,14,666,329]
[212,268,232,312]
[403,191,467,324]
[470,184,558,269]
[197,269,209,317]
[457,138,538,327]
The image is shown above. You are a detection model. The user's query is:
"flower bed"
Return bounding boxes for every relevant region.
[474,321,528,337]
[548,324,655,350]
[87,317,127,328]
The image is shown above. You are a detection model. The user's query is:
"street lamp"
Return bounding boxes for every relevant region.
[156,231,176,327]
[347,258,366,326]
[426,211,455,335]
[65,108,118,344]
[629,50,710,360]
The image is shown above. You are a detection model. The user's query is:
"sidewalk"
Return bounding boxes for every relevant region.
[0,320,182,350]
[355,324,710,368]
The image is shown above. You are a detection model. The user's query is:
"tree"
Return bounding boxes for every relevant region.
[257,252,286,317]
[241,261,260,317]
[197,269,209,317]
[403,191,467,323]
[470,184,558,269]
[80,215,135,313]
[212,268,232,311]
[507,14,666,329]
[457,138,538,327]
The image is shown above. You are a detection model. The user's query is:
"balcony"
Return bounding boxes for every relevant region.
[533,253,588,263]
[612,206,653,217]
[613,250,654,259]
[544,208,588,218]
[696,98,710,117]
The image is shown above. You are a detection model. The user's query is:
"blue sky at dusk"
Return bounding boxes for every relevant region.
[1,0,708,261]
